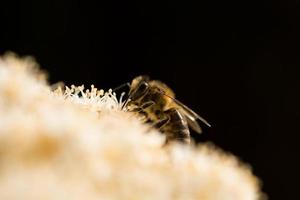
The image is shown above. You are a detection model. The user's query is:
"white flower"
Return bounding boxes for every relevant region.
[0,53,266,200]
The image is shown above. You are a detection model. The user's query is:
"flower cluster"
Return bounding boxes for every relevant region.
[0,53,265,200]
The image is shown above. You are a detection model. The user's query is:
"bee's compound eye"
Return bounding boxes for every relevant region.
[139,82,148,91]
[131,82,149,100]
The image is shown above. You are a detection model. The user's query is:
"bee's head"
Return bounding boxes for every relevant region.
[128,75,150,101]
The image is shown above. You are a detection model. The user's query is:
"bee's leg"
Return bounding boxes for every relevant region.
[163,108,190,144]
[129,101,155,112]
[141,101,155,109]
[137,110,150,123]
[153,117,169,129]
[130,107,142,112]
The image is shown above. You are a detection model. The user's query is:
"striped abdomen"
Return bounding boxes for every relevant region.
[162,108,190,144]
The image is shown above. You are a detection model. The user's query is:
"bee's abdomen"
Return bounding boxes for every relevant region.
[163,108,190,144]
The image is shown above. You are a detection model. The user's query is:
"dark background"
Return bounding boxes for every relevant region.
[1,0,299,199]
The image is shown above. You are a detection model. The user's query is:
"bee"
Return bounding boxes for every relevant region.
[122,75,211,144]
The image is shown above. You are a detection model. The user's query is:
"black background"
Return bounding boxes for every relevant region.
[1,0,299,199]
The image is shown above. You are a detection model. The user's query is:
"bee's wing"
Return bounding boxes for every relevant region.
[179,108,203,133]
[162,92,211,133]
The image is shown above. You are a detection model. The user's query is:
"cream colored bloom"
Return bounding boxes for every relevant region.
[0,53,266,200]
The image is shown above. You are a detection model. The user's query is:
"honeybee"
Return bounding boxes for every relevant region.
[123,75,210,144]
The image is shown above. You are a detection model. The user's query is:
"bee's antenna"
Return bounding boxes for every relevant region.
[112,82,130,93]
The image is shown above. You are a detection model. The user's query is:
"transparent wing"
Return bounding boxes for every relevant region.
[161,91,211,133]
[179,108,203,133]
